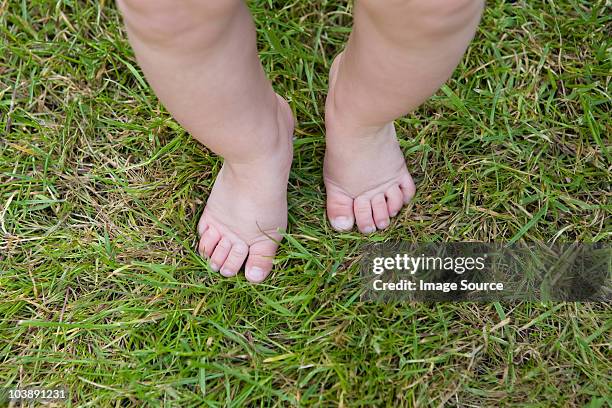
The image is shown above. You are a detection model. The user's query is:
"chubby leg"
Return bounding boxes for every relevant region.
[118,0,294,282]
[325,0,484,233]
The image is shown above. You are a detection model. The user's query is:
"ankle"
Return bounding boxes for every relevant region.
[326,97,392,142]
[225,95,294,171]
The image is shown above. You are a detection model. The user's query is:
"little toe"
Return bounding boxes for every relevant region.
[371,193,390,230]
[327,189,355,231]
[220,241,248,277]
[354,196,376,234]
[385,185,404,217]
[199,227,221,258]
[245,240,278,283]
[399,175,416,204]
[210,237,232,273]
[197,216,209,237]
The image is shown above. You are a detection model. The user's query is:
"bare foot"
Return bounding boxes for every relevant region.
[197,95,294,282]
[324,53,416,233]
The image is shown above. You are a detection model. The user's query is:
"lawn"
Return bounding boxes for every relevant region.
[1,0,610,406]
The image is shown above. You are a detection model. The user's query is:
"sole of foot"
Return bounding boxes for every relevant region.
[197,94,294,282]
[324,53,416,234]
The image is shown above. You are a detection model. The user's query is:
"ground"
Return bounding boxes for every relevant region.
[0,0,610,406]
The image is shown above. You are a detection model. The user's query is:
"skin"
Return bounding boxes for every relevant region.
[117,0,484,282]
[325,0,485,233]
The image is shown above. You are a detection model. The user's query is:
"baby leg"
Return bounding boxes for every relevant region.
[118,0,295,281]
[325,0,484,233]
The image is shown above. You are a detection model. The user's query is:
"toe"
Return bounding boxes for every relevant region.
[399,174,416,204]
[220,241,248,277]
[210,237,232,273]
[385,185,404,217]
[354,196,376,234]
[245,240,279,283]
[197,215,208,237]
[327,189,355,231]
[199,227,221,258]
[371,193,390,230]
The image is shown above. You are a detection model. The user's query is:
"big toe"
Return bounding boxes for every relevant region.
[245,240,279,283]
[326,188,355,231]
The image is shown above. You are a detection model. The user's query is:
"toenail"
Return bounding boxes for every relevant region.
[220,268,235,277]
[363,226,376,234]
[378,221,389,229]
[331,216,352,231]
[246,267,265,282]
[391,211,398,217]
[209,262,219,272]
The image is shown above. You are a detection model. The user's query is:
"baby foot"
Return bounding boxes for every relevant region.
[197,95,294,282]
[324,53,416,233]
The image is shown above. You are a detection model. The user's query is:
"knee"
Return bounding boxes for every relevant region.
[117,0,243,48]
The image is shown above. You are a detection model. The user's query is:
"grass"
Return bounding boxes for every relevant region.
[1,0,611,406]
